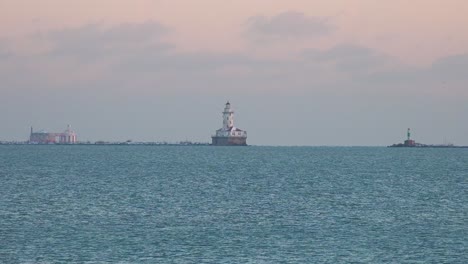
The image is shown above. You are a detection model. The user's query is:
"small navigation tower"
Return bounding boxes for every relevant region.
[404,128,416,147]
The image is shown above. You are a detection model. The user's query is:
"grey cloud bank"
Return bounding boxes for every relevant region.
[245,11,334,40]
[45,22,172,62]
[0,20,467,145]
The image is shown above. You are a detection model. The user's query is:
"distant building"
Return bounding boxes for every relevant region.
[29,128,57,144]
[212,102,247,146]
[29,125,77,144]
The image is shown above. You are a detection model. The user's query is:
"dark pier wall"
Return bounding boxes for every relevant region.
[211,136,247,146]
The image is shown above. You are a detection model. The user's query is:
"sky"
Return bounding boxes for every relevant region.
[1,0,467,145]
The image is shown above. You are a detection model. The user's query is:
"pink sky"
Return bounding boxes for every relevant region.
[2,0,468,65]
[1,0,467,144]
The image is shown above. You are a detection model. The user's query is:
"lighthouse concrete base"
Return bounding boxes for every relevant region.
[211,136,247,146]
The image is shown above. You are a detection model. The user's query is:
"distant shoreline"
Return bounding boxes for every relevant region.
[1,142,467,148]
[0,142,211,146]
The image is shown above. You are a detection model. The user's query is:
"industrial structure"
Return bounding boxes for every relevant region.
[29,125,77,144]
[212,102,247,146]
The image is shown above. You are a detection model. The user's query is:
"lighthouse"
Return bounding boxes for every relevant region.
[223,102,234,130]
[404,128,416,147]
[212,102,247,146]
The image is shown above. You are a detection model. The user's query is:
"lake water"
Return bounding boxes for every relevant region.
[0,146,467,263]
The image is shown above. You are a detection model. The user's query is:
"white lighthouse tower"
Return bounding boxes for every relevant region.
[212,101,247,146]
[223,102,234,130]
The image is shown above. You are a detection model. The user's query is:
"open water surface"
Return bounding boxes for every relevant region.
[0,146,467,263]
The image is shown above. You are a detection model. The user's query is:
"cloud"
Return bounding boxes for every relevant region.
[0,22,174,97]
[2,23,382,94]
[245,11,334,41]
[1,21,467,98]
[44,21,172,61]
[302,44,395,75]
[113,51,258,75]
[429,54,468,81]
[361,53,468,92]
[0,41,11,59]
